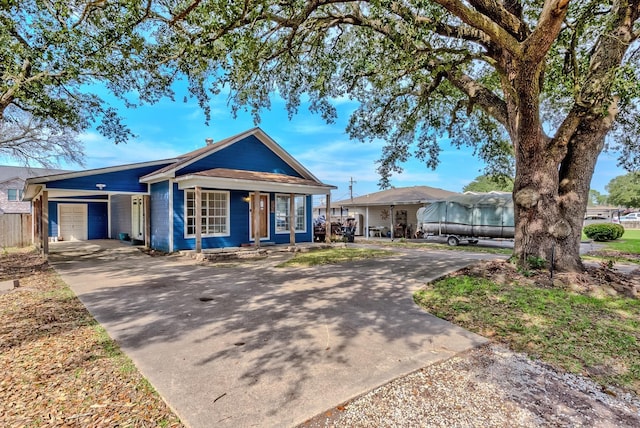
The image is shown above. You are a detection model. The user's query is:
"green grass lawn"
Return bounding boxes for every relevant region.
[583,228,640,265]
[277,247,393,267]
[404,227,640,394]
[604,229,640,253]
[414,276,640,394]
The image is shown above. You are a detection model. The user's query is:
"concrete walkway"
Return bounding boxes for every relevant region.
[49,240,504,427]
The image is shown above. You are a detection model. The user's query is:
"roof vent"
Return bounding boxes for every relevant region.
[205,138,214,146]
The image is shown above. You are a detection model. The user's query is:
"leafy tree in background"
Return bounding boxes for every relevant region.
[0,1,173,167]
[463,175,514,193]
[157,0,640,272]
[587,189,608,207]
[606,173,640,208]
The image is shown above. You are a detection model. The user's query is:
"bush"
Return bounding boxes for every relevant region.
[583,223,625,241]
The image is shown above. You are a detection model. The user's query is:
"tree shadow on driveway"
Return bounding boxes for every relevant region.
[49,241,499,427]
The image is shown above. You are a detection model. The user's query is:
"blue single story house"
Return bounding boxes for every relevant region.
[24,128,336,254]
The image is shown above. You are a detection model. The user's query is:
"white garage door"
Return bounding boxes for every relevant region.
[59,204,88,241]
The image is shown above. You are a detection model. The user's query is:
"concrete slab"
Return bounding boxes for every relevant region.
[0,279,17,292]
[48,240,504,427]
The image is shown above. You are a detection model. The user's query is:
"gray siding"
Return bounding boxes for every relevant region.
[110,194,132,238]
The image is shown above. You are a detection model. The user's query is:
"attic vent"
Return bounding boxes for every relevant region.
[205,138,214,146]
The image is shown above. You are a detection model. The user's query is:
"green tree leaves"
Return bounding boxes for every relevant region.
[606,173,640,208]
[463,175,514,193]
[0,0,173,166]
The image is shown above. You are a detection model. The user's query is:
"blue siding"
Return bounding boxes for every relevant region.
[49,201,58,238]
[150,181,171,252]
[44,163,171,193]
[88,203,108,239]
[48,201,108,239]
[173,186,251,250]
[172,189,313,250]
[177,135,302,177]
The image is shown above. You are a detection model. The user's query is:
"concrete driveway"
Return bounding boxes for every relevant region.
[49,240,503,427]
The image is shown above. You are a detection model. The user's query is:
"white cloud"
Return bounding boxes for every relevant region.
[329,94,358,105]
[290,123,343,135]
[78,132,183,169]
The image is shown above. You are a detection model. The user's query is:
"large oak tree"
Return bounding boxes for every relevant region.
[155,0,640,271]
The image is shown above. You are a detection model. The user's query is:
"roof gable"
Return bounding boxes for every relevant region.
[140,128,319,183]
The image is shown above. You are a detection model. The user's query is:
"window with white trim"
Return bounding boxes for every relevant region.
[185,190,229,236]
[7,189,23,201]
[275,194,306,233]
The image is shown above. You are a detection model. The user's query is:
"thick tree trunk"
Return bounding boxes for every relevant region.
[512,117,610,272]
[508,51,589,272]
[512,145,573,271]
[509,57,572,271]
[555,106,617,270]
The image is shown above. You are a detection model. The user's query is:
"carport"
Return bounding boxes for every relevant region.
[24,172,153,256]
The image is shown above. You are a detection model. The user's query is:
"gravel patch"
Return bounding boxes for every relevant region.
[301,343,640,427]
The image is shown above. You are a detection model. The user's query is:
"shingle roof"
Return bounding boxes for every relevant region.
[183,168,329,187]
[0,165,71,184]
[332,185,457,207]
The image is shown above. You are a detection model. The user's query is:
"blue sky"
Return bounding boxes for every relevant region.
[57,87,626,204]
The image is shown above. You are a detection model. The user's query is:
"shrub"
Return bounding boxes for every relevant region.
[612,223,625,239]
[583,223,625,241]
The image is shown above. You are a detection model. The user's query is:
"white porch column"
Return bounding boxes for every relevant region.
[253,191,261,248]
[324,193,331,243]
[289,193,296,245]
[390,205,394,242]
[195,186,202,253]
[365,206,370,240]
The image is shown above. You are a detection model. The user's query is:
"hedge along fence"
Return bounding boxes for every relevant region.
[583,223,625,242]
[620,220,640,229]
[0,213,32,247]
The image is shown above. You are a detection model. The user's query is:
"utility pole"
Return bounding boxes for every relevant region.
[349,177,357,202]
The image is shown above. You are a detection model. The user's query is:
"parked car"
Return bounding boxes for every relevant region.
[620,212,640,222]
[584,215,606,220]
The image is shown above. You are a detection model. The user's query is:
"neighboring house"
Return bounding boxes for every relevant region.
[24,128,335,254]
[312,203,351,222]
[0,166,69,214]
[316,186,457,237]
[584,206,626,222]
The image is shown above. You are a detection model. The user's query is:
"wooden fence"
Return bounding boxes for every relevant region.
[0,213,32,248]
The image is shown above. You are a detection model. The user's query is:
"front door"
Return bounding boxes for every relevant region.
[59,204,88,241]
[131,196,144,240]
[249,193,269,240]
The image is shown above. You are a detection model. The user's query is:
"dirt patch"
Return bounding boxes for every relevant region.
[0,249,183,427]
[0,249,49,282]
[460,259,640,299]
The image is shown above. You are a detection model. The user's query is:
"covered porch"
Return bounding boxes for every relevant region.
[170,168,335,253]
